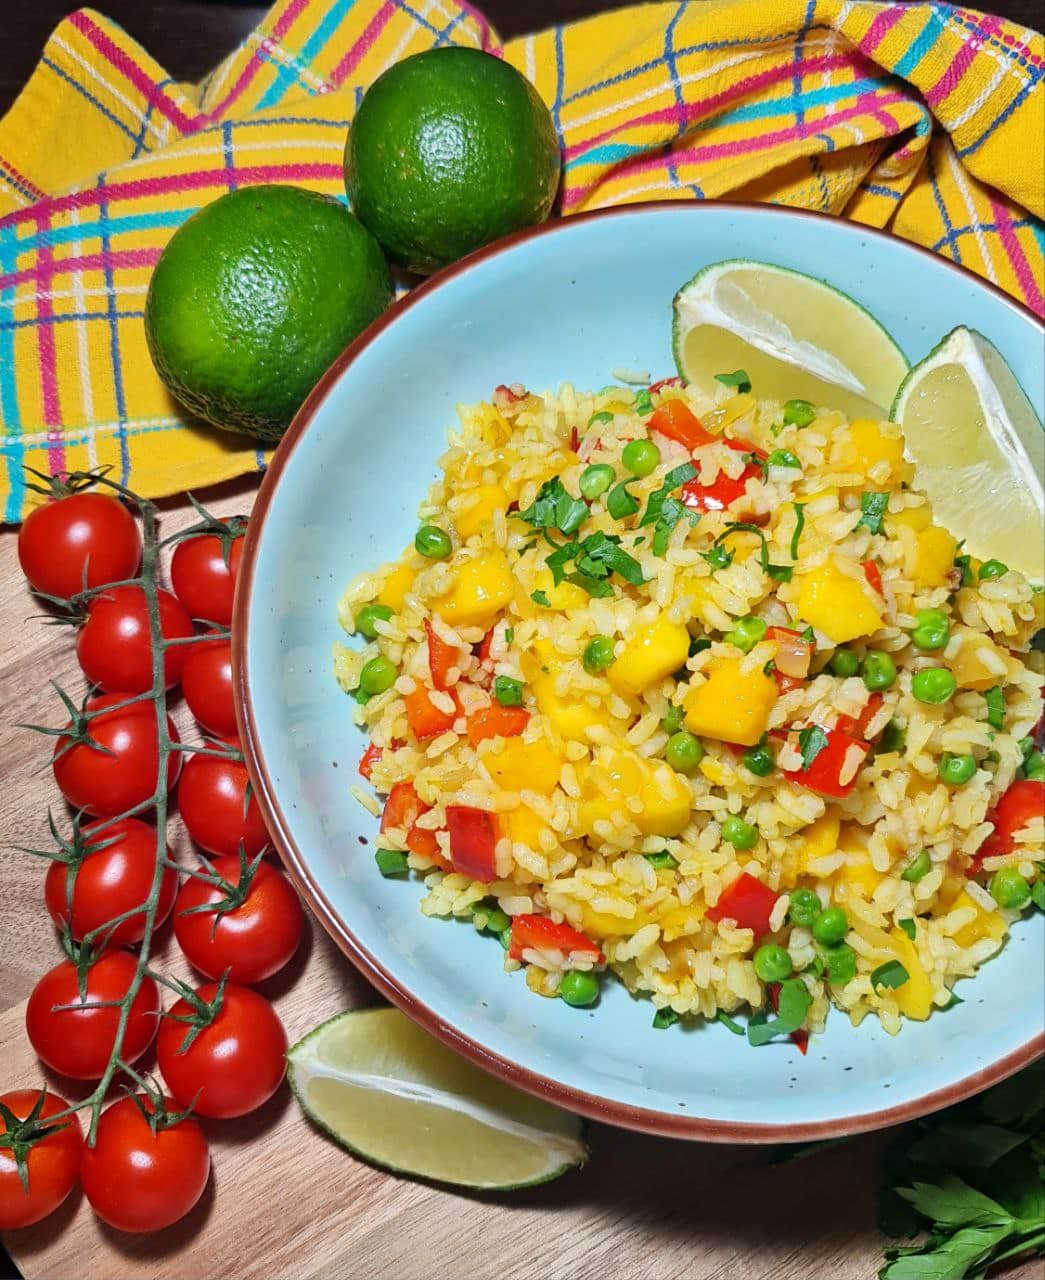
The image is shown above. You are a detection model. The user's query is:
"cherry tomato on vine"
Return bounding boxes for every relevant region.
[18,491,141,600]
[177,752,267,857]
[76,585,194,693]
[173,856,303,983]
[52,692,180,817]
[0,1090,83,1230]
[44,817,177,946]
[80,1095,210,1233]
[25,951,159,1079]
[180,636,237,739]
[171,531,244,626]
[157,982,287,1118]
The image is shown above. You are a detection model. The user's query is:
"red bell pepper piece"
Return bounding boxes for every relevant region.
[774,672,804,694]
[569,425,580,453]
[466,703,530,746]
[680,461,763,514]
[380,782,450,870]
[425,619,460,692]
[863,559,883,596]
[446,805,499,882]
[404,685,459,741]
[494,383,527,403]
[970,779,1044,871]
[647,399,716,451]
[648,375,686,395]
[508,914,604,963]
[790,1029,810,1055]
[706,872,778,937]
[787,724,869,798]
[358,742,383,780]
[836,694,883,741]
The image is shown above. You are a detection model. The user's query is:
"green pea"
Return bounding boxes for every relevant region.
[722,814,758,850]
[912,667,956,705]
[559,970,600,1008]
[579,463,615,500]
[374,848,409,877]
[726,616,767,654]
[978,559,1008,580]
[783,399,816,428]
[830,648,860,678]
[493,676,524,707]
[359,655,397,696]
[861,650,897,691]
[415,524,452,559]
[939,753,976,785]
[583,634,616,674]
[661,705,685,735]
[622,438,661,477]
[666,731,704,773]
[1023,750,1045,781]
[788,888,822,927]
[742,741,775,777]
[901,849,931,882]
[820,941,857,985]
[812,906,849,946]
[990,867,1031,910]
[754,944,793,982]
[355,603,393,640]
[912,608,949,651]
[483,908,511,935]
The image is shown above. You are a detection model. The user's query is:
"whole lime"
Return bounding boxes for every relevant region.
[145,185,392,442]
[345,47,561,274]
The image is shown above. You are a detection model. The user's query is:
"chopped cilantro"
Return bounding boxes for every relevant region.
[715,369,752,394]
[530,589,550,607]
[517,476,589,537]
[954,553,974,587]
[632,388,654,416]
[871,960,909,991]
[588,410,614,427]
[897,918,917,941]
[767,448,801,470]
[766,564,793,582]
[652,1007,679,1029]
[747,977,811,1046]
[639,462,698,529]
[644,851,679,870]
[715,521,792,581]
[702,542,734,571]
[606,479,640,520]
[797,725,829,771]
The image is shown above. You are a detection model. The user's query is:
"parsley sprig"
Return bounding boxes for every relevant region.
[517,476,589,537]
[639,463,700,556]
[545,530,645,598]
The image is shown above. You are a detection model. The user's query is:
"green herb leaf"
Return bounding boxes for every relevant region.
[632,388,654,416]
[639,462,698,528]
[871,960,909,991]
[652,1007,679,1029]
[939,991,964,1010]
[743,451,770,480]
[517,476,589,537]
[898,918,917,941]
[857,491,890,535]
[651,496,699,556]
[576,530,645,585]
[504,627,514,645]
[767,449,801,470]
[983,687,1005,731]
[588,410,614,427]
[644,851,679,870]
[799,624,815,644]
[375,848,410,877]
[783,399,816,428]
[880,1223,1014,1280]
[797,725,829,771]
[607,479,640,520]
[1032,879,1045,912]
[566,571,615,598]
[790,503,806,560]
[530,589,550,607]
[715,369,752,394]
[896,1174,1014,1229]
[767,563,793,582]
[747,977,811,1046]
[702,543,734,571]
[493,676,524,707]
[954,553,974,587]
[907,1121,1030,1171]
[717,1010,746,1036]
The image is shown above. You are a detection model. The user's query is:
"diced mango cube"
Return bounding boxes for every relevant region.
[608,617,690,697]
[684,657,777,747]
[581,903,654,940]
[658,902,706,942]
[912,526,958,588]
[848,419,908,481]
[522,644,613,739]
[797,811,841,876]
[949,630,1018,691]
[433,550,515,627]
[474,401,512,446]
[949,889,1008,949]
[577,748,691,839]
[888,928,933,1021]
[453,485,509,540]
[884,504,933,535]
[483,738,562,794]
[505,805,546,850]
[834,853,883,900]
[376,558,417,610]
[794,559,883,644]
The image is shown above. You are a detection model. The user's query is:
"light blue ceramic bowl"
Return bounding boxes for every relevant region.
[236,204,1044,1141]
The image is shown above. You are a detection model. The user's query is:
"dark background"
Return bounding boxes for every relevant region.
[2,0,1043,113]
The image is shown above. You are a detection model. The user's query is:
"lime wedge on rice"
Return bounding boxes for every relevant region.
[287,1007,587,1189]
[891,326,1044,584]
[672,259,909,419]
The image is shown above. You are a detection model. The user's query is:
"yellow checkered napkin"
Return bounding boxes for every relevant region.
[0,0,1041,521]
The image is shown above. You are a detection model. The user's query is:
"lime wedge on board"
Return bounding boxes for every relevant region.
[672,258,909,419]
[891,326,1044,584]
[287,1007,587,1189]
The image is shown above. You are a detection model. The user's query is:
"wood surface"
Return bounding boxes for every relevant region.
[2,0,1043,114]
[1,487,1039,1280]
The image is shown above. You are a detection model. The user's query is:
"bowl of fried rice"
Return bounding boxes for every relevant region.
[236,203,1043,1140]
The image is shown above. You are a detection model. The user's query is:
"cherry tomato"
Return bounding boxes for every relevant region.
[157,983,287,1118]
[52,692,181,818]
[76,585,193,693]
[0,1090,82,1230]
[177,752,268,857]
[25,951,159,1079]
[18,492,141,600]
[80,1095,209,1233]
[173,856,303,983]
[181,636,237,738]
[170,531,244,626]
[44,817,177,946]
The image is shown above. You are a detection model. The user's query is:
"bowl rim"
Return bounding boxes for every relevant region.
[233,199,1044,1143]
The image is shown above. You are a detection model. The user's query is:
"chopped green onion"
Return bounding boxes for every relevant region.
[897,918,917,940]
[644,851,679,870]
[530,589,550,607]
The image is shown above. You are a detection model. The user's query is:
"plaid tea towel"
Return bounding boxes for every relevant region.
[0,0,1041,522]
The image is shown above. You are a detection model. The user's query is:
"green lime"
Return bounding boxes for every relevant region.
[145,185,392,442]
[344,48,561,274]
[287,1008,587,1189]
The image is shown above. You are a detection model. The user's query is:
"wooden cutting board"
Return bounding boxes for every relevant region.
[0,483,1034,1280]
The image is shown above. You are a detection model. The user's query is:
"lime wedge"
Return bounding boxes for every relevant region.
[672,259,909,418]
[287,1008,587,1189]
[891,326,1044,583]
